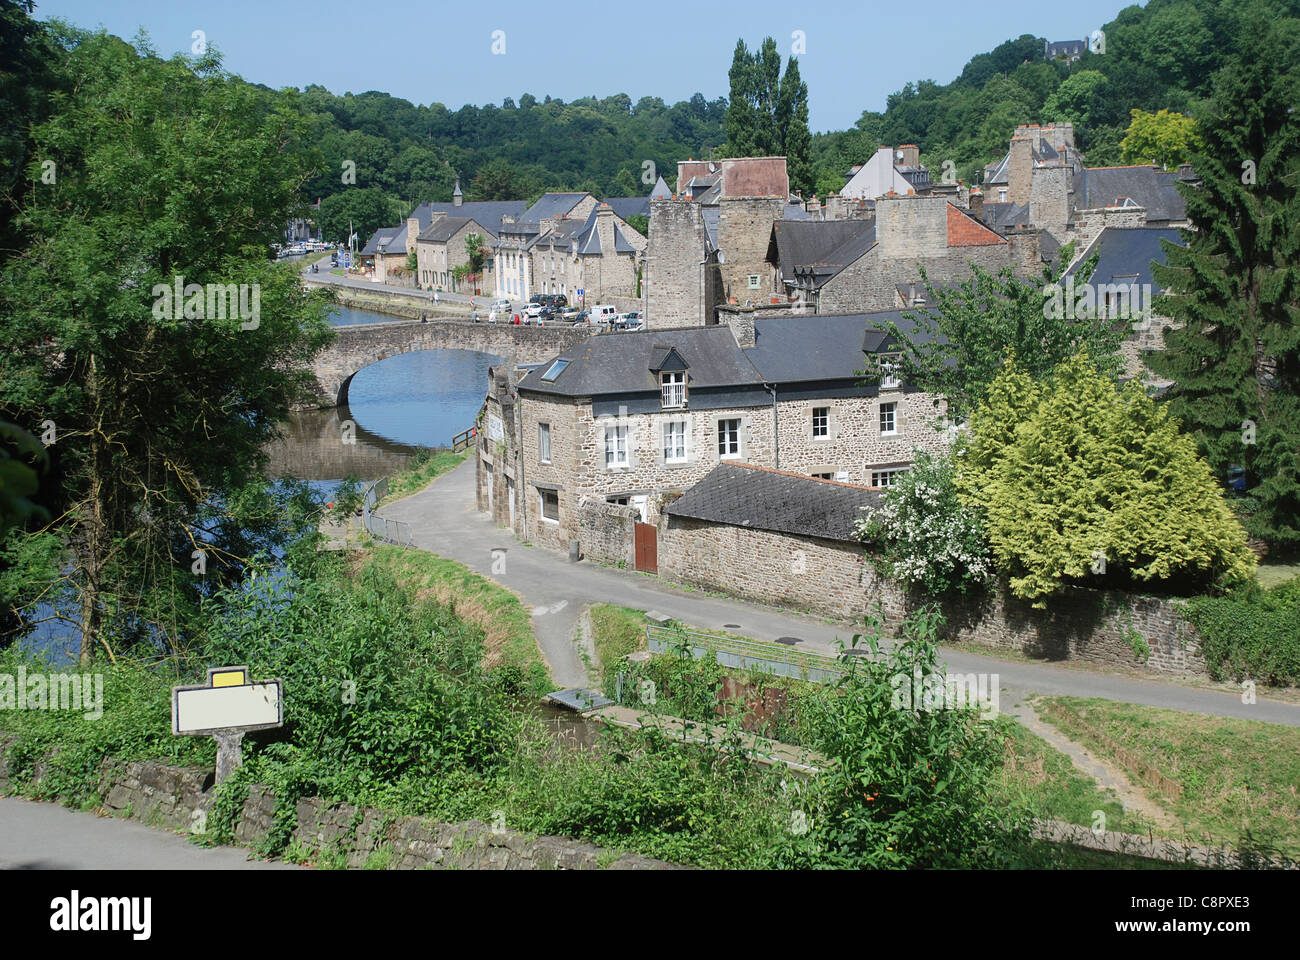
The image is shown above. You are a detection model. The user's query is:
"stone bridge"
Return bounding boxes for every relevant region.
[311,320,594,408]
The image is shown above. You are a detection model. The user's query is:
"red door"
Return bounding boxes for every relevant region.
[634,522,658,574]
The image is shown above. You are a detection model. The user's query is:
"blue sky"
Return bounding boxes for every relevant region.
[34,0,1129,132]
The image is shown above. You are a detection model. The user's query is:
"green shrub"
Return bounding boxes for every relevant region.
[1186,584,1300,685]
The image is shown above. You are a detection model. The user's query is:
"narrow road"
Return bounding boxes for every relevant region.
[0,797,298,870]
[380,459,1300,726]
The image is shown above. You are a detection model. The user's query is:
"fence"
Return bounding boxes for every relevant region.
[361,476,413,546]
[451,425,476,452]
[644,624,853,684]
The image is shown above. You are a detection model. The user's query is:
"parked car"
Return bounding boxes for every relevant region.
[524,303,545,319]
[591,304,618,325]
[538,306,556,322]
[561,307,580,321]
[491,298,511,313]
[569,310,591,326]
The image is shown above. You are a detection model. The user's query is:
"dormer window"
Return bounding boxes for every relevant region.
[660,371,687,409]
[880,353,901,390]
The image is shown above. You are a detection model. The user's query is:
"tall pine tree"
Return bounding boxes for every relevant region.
[779,57,812,195]
[1148,11,1300,553]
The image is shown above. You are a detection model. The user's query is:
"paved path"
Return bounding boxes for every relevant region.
[380,459,1300,726]
[0,797,298,870]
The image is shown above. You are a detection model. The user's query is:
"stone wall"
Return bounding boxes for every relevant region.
[655,516,1207,678]
[717,197,785,306]
[576,498,637,566]
[645,199,709,328]
[820,237,1010,314]
[0,748,676,870]
[1070,206,1147,253]
[773,388,951,484]
[659,516,871,620]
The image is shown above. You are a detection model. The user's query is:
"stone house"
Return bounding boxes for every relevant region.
[768,194,1015,313]
[476,310,951,556]
[644,156,812,328]
[839,144,931,201]
[525,203,648,304]
[416,215,500,294]
[493,193,598,301]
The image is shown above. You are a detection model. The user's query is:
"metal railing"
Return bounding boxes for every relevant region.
[360,476,412,546]
[644,624,853,684]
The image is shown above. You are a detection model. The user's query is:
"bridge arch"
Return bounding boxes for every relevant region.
[310,320,594,409]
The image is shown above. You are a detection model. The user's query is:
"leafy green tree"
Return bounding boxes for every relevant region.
[0,420,46,535]
[958,353,1256,605]
[0,30,333,663]
[1121,108,1201,167]
[724,39,757,157]
[783,606,1030,869]
[451,233,487,292]
[317,186,394,244]
[872,250,1123,422]
[1147,13,1300,553]
[1041,69,1112,130]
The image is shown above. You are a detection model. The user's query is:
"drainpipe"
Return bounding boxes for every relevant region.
[765,382,779,469]
[514,382,527,542]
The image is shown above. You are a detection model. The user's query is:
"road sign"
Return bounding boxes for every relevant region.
[172,666,282,782]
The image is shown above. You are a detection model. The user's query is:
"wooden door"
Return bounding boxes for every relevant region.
[634,522,657,574]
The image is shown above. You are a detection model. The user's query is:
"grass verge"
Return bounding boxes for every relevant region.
[364,543,550,696]
[377,449,468,505]
[1036,696,1300,857]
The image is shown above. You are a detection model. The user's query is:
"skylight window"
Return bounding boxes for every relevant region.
[541,359,569,382]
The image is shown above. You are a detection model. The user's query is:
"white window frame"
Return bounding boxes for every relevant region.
[663,420,688,463]
[871,468,908,489]
[879,402,898,436]
[538,422,551,464]
[661,371,687,409]
[747,274,760,289]
[605,424,629,468]
[812,406,829,438]
[717,418,741,459]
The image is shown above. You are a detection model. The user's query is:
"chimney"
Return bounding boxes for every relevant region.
[406,217,420,255]
[899,144,920,167]
[725,308,756,348]
[1029,163,1070,242]
[969,187,984,222]
[595,203,615,258]
[1008,136,1034,207]
[452,177,463,207]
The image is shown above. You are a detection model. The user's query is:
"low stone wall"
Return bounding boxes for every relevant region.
[0,748,677,870]
[656,516,1206,677]
[576,498,638,566]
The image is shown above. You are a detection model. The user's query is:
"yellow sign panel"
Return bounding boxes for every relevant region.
[210,669,247,688]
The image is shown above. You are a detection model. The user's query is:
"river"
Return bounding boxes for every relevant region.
[264,307,500,483]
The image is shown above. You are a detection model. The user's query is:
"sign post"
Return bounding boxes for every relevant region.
[172,666,283,784]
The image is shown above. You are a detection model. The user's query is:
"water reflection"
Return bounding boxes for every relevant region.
[267,307,499,482]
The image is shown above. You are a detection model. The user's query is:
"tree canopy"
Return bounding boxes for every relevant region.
[958,353,1256,605]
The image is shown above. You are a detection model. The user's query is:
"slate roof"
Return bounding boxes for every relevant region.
[521,192,590,222]
[769,220,876,283]
[1066,226,1185,292]
[360,227,400,256]
[650,176,673,200]
[516,326,764,397]
[417,215,497,243]
[977,201,1029,230]
[746,311,943,382]
[604,196,651,220]
[789,226,878,289]
[666,462,882,543]
[1073,166,1188,221]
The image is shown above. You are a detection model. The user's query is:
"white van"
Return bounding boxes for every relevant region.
[592,304,618,325]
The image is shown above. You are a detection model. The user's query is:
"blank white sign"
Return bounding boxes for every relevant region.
[173,682,281,735]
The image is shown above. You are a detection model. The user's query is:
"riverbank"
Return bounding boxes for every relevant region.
[308,277,474,321]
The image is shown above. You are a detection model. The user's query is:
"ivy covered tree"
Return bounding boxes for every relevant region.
[958,354,1256,606]
[1147,14,1300,554]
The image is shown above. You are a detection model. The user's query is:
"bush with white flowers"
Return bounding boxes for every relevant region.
[855,450,991,596]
